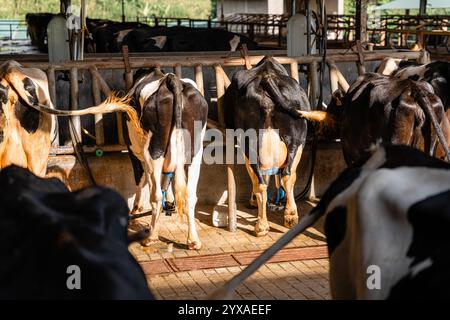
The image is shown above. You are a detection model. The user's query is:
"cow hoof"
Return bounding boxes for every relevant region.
[284,215,298,228]
[141,237,159,247]
[254,222,270,237]
[187,240,202,250]
[131,205,144,214]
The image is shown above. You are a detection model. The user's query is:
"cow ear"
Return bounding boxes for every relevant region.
[331,89,345,107]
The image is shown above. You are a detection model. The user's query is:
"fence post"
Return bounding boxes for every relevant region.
[290,61,299,83]
[308,61,318,109]
[194,64,204,96]
[69,67,82,142]
[90,70,105,146]
[174,64,182,78]
[46,67,59,147]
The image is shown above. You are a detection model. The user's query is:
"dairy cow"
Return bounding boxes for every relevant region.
[213,144,450,299]
[298,73,450,165]
[0,60,56,176]
[24,69,208,250]
[224,56,310,236]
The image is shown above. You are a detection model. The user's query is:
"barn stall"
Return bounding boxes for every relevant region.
[0,0,445,301]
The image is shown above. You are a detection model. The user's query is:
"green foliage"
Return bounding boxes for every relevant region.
[0,0,212,20]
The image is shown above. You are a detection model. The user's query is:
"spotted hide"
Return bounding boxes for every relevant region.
[224,56,310,236]
[212,144,450,300]
[0,60,56,176]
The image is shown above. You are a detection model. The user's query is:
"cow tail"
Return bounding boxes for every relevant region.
[261,75,303,118]
[415,89,450,161]
[5,72,146,143]
[167,74,187,219]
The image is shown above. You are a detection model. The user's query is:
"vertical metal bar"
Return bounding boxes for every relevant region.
[194,64,205,96]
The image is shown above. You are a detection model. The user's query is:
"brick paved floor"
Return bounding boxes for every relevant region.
[129,200,330,300]
[146,259,330,300]
[129,200,326,260]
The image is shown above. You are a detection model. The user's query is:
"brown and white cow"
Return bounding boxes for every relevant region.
[0,60,56,176]
[19,68,208,250]
[224,56,310,236]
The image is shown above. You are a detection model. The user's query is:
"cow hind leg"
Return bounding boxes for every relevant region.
[128,151,147,214]
[185,145,203,250]
[142,157,164,246]
[282,145,304,228]
[245,160,269,237]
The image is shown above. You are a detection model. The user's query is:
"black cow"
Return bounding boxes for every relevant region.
[299,73,450,165]
[213,144,450,299]
[0,165,153,299]
[224,56,310,236]
[120,27,258,53]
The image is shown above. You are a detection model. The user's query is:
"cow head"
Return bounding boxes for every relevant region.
[298,89,345,141]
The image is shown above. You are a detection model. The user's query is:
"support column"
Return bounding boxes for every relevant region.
[355,0,368,42]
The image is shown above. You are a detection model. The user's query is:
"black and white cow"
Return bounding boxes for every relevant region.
[213,144,450,299]
[377,58,450,110]
[0,165,153,299]
[298,73,450,165]
[224,56,310,236]
[124,69,208,250]
[24,69,208,250]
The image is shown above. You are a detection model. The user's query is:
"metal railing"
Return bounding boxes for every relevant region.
[0,20,28,40]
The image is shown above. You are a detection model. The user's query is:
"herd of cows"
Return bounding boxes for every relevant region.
[1,54,450,299]
[26,13,259,53]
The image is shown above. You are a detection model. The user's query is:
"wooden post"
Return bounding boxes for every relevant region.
[69,67,81,142]
[227,162,237,233]
[308,61,318,109]
[290,61,299,83]
[355,0,368,42]
[214,64,226,126]
[122,45,133,90]
[174,63,182,78]
[194,64,204,96]
[355,40,366,76]
[419,0,427,15]
[214,64,237,232]
[90,70,105,145]
[46,67,59,146]
[90,67,125,145]
[328,60,339,93]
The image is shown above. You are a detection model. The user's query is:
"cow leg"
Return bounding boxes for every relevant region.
[129,151,147,214]
[245,160,269,237]
[281,145,304,228]
[131,169,148,214]
[142,157,164,246]
[185,143,204,250]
